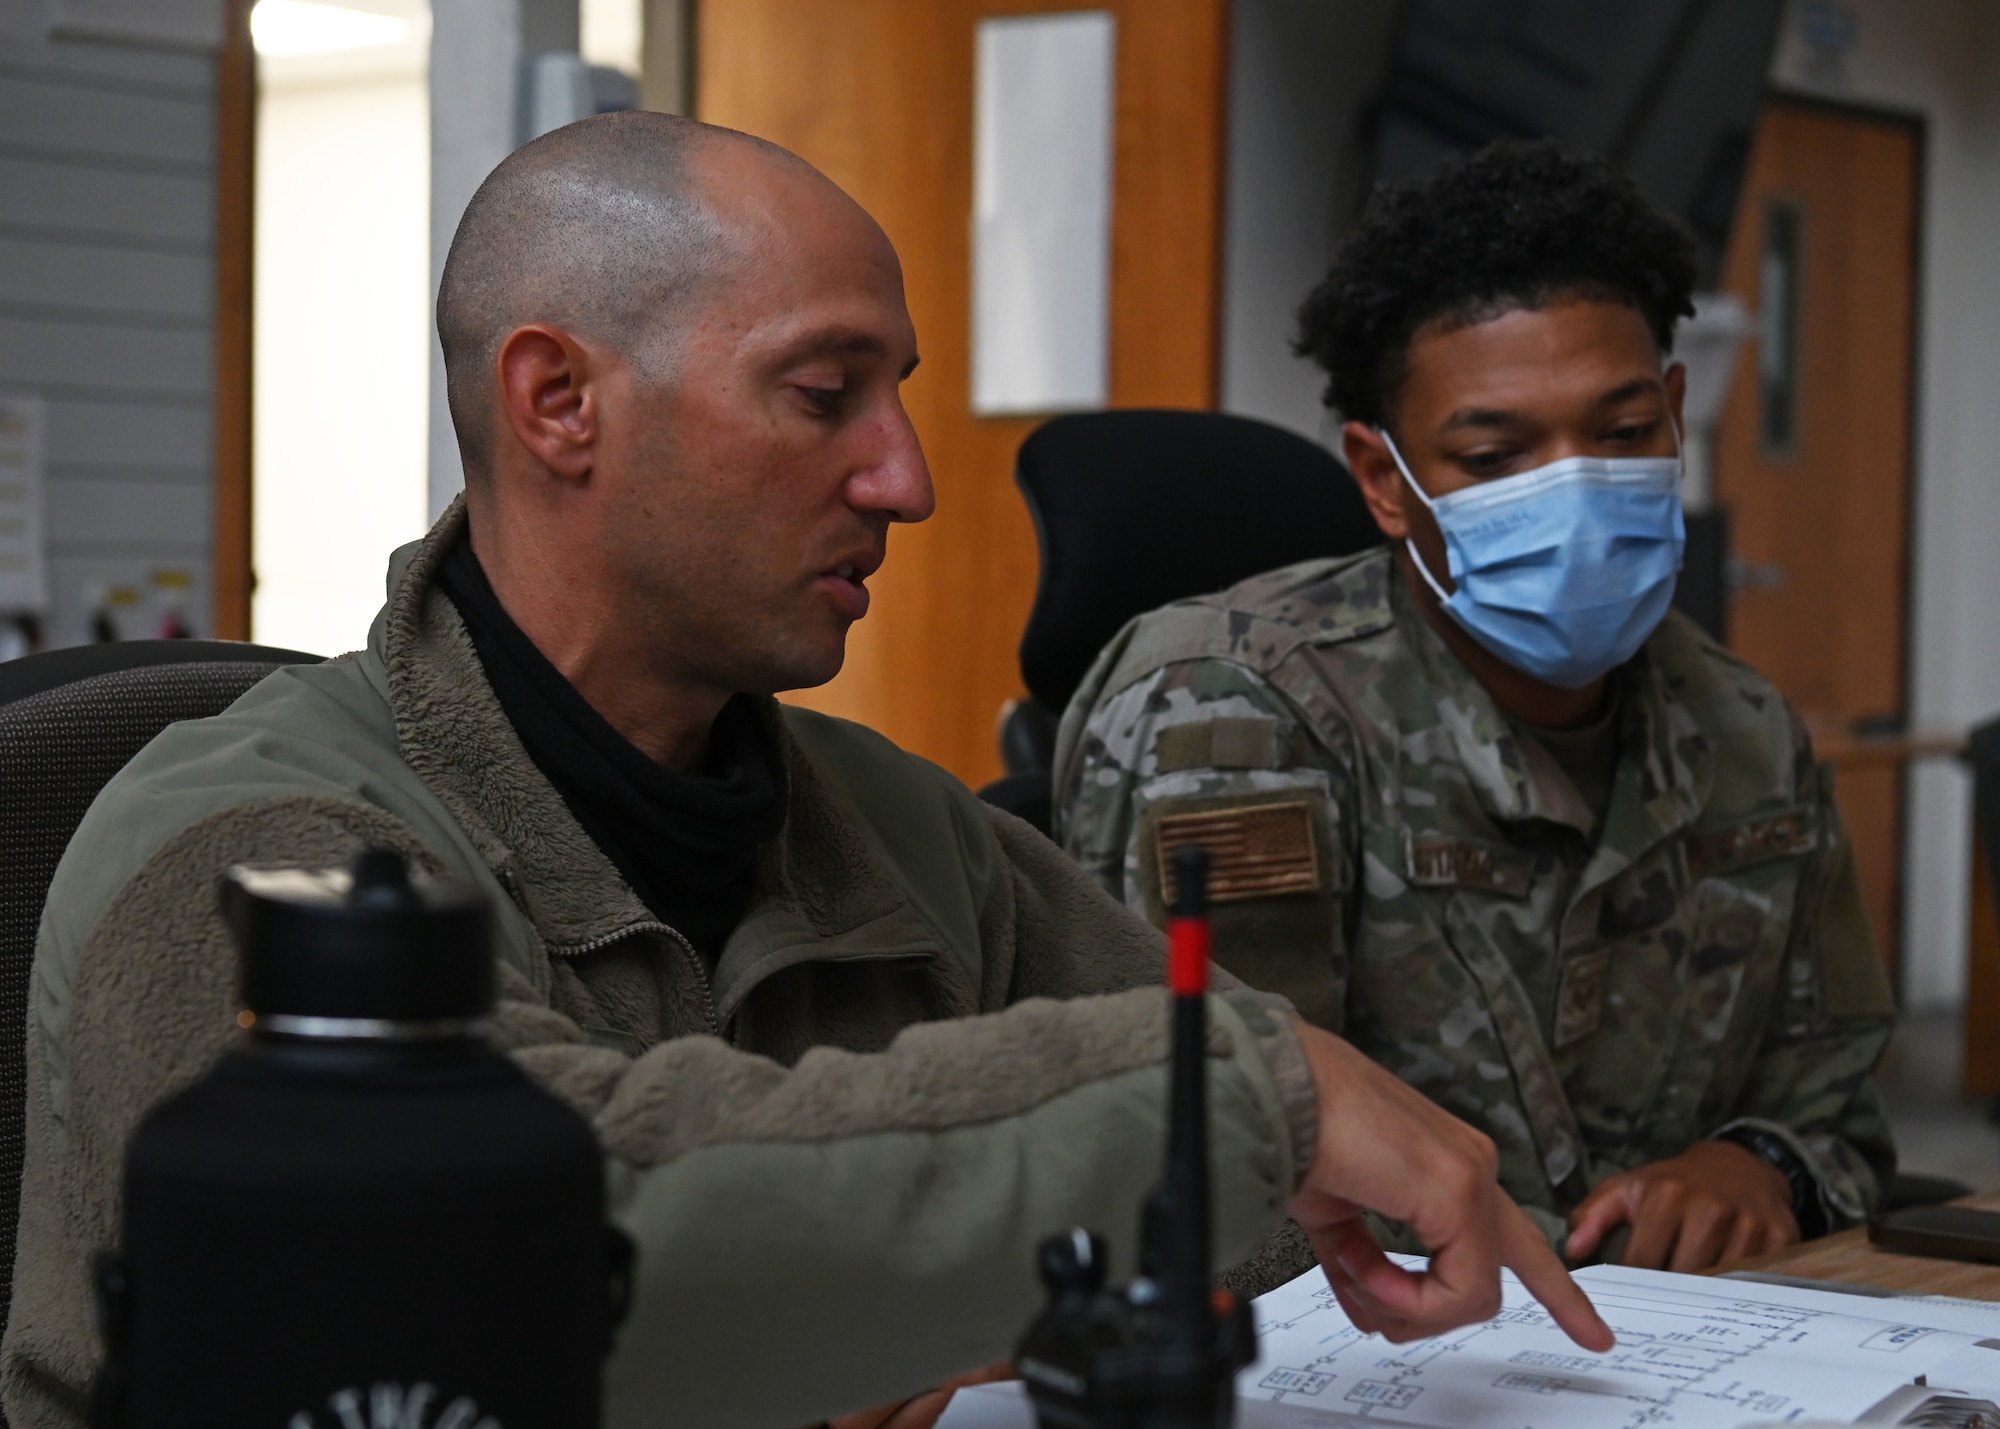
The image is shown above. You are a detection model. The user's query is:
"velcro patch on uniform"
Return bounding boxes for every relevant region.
[1404,834,1534,897]
[1154,715,1284,773]
[1686,807,1815,879]
[1157,802,1320,903]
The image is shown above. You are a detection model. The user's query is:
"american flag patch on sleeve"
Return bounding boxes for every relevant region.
[1156,802,1321,903]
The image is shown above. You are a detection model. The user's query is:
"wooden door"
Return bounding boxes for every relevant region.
[697,0,1229,788]
[1711,98,1920,976]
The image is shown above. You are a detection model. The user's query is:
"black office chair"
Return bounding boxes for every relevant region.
[978,409,1385,834]
[0,639,321,1386]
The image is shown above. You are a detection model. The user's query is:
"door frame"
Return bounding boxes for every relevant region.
[213,0,256,640]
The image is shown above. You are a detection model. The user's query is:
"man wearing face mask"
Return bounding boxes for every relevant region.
[1055,139,1895,1279]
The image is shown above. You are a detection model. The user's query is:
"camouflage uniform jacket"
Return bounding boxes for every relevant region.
[1055,546,1896,1248]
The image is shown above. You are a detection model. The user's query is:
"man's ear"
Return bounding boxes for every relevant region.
[1664,359,1688,437]
[1341,421,1412,541]
[495,324,597,481]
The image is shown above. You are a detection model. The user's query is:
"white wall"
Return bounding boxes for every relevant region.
[252,8,432,655]
[426,0,579,521]
[1217,0,1400,444]
[1768,0,2000,1009]
[0,0,220,645]
[426,0,518,522]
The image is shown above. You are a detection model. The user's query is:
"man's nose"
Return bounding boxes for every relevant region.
[848,402,936,524]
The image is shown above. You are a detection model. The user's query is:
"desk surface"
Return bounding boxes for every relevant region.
[1717,1192,2000,1300]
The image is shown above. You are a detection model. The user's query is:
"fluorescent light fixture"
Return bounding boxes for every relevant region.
[251,0,410,56]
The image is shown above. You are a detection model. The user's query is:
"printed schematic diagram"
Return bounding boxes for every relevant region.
[1245,1263,2000,1428]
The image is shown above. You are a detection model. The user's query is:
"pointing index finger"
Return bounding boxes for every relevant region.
[1501,1203,1615,1351]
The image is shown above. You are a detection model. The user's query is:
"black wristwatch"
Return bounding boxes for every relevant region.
[1715,1126,1830,1239]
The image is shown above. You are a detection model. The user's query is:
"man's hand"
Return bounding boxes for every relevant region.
[1286,1021,1614,1352]
[827,1363,1017,1429]
[1565,1140,1799,1272]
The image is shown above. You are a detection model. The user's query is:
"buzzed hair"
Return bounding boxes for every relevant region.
[435,112,737,480]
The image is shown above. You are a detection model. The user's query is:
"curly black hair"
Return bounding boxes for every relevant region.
[1295,139,1698,429]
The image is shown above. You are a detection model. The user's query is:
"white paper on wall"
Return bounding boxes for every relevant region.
[0,398,49,616]
[971,10,1116,417]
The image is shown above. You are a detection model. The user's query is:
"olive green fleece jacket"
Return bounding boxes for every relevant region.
[3,501,1318,1429]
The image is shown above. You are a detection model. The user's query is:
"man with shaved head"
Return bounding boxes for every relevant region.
[6,114,1608,1429]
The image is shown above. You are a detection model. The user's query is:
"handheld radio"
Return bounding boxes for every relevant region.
[1015,845,1257,1429]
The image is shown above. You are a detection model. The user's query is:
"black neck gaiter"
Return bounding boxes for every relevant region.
[434,535,788,960]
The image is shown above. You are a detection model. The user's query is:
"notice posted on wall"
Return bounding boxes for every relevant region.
[0,396,48,614]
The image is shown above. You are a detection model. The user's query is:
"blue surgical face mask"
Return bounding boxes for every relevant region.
[1380,429,1686,689]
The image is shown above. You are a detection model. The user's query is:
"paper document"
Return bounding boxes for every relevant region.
[936,1259,2000,1429]
[1245,1260,2000,1426]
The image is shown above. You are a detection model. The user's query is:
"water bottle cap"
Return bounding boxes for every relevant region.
[223,849,493,1034]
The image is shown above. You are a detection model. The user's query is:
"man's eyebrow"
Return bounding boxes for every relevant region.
[1439,406,1524,433]
[1437,376,1667,433]
[780,328,892,363]
[775,327,920,381]
[1593,376,1665,408]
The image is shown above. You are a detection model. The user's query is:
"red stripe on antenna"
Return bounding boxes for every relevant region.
[1168,916,1210,996]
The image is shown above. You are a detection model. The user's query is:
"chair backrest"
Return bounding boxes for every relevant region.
[1014,409,1385,715]
[0,641,321,1381]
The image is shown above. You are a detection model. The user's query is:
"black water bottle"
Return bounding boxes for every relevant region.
[98,849,630,1429]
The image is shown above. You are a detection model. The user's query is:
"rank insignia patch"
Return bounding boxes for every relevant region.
[1553,949,1611,1049]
